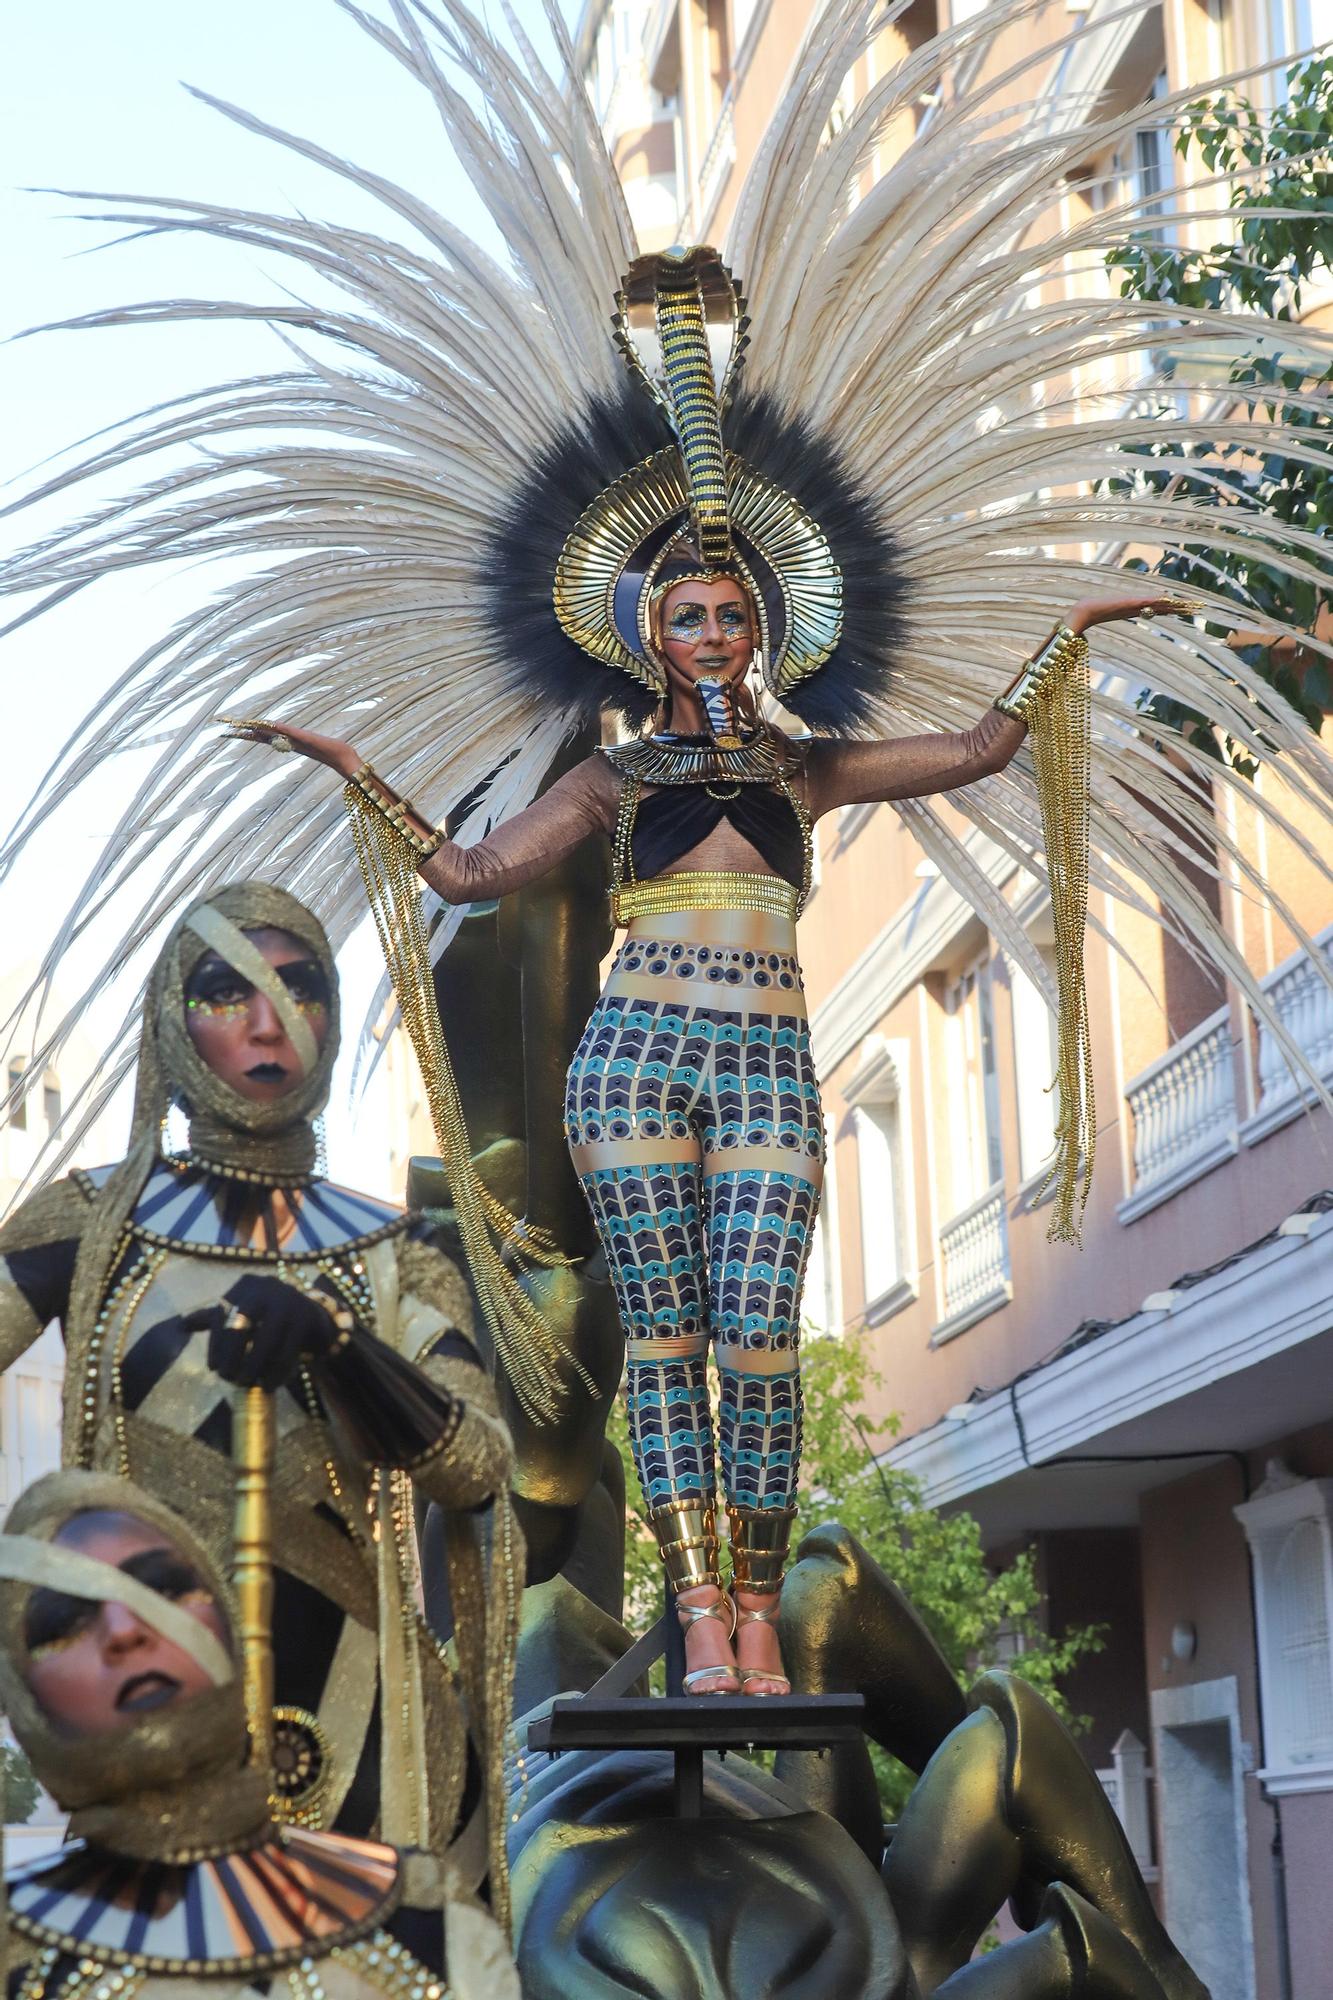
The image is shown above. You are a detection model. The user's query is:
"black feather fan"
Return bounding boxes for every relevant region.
[479,381,911,735]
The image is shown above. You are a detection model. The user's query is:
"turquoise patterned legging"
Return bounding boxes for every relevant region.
[564,930,824,1516]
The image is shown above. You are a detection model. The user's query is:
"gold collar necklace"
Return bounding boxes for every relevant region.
[602,730,796,787]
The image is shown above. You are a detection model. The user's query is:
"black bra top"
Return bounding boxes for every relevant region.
[630,783,805,888]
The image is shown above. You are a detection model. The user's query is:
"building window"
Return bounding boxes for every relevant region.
[1011,940,1060,1185]
[732,0,762,57]
[843,1035,917,1322]
[1206,0,1240,68]
[1262,0,1315,65]
[43,1074,61,1131]
[854,1102,903,1305]
[801,1167,841,1338]
[942,953,1003,1216]
[8,1061,26,1132]
[1236,1469,1333,1790]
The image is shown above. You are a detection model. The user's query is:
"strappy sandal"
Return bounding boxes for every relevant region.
[679,1588,741,1695]
[647,1497,741,1695]
[732,1592,791,1696]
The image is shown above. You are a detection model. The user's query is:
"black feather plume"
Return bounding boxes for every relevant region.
[727,388,911,733]
[480,381,912,734]
[481,383,665,731]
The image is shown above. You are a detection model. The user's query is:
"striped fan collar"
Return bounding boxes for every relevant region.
[7,1828,402,1973]
[75,1163,408,1263]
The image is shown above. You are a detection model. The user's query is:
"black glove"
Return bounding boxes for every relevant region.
[185,1273,341,1393]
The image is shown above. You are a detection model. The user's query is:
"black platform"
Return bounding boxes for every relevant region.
[529,1692,866,1815]
[527,1590,867,1815]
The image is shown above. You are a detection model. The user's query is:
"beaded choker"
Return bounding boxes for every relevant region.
[603,730,797,787]
[163,1147,321,1189]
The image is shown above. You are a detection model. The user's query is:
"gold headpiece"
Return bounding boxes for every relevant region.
[553,245,843,703]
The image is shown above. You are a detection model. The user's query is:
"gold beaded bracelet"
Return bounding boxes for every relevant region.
[994,623,1088,725]
[346,764,444,858]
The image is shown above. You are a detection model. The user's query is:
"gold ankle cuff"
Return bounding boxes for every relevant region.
[727,1505,796,1594]
[651,1497,721,1593]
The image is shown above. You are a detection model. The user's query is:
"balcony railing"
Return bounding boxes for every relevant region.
[694,88,735,231]
[1119,1005,1237,1224]
[934,1181,1010,1343]
[1096,1730,1157,1882]
[1244,925,1333,1146]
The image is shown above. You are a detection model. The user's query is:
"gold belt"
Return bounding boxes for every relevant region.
[611,871,800,925]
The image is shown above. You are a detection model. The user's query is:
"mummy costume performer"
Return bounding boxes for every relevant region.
[0,886,518,1907]
[0,1470,519,2000]
[4,1,1333,1692]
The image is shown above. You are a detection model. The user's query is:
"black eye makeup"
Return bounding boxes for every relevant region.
[25,1549,214,1657]
[277,962,329,1011]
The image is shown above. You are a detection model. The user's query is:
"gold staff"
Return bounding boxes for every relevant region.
[232,1382,277,1775]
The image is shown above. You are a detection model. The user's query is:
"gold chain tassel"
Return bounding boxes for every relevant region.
[1025,634,1096,1244]
[346,787,585,1421]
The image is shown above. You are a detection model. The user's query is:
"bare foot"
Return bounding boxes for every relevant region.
[733,1587,790,1696]
[677,1584,740,1695]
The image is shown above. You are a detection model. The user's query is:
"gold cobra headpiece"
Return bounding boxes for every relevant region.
[553,245,844,703]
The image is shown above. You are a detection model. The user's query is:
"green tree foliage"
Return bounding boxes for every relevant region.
[2,1738,41,1824]
[609,1330,1102,1815]
[1104,56,1333,770]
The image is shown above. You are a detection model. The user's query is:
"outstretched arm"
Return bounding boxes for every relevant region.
[805,592,1197,820]
[221,721,616,903]
[806,708,1026,817]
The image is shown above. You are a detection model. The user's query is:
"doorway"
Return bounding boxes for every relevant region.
[1151,1677,1256,2000]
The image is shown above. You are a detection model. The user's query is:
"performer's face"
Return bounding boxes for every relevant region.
[658,576,756,687]
[184,926,330,1102]
[24,1512,229,1736]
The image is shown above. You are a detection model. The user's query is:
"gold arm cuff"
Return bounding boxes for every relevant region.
[612,872,800,925]
[650,1496,721,1593]
[993,623,1088,724]
[726,1504,797,1593]
[345,764,444,858]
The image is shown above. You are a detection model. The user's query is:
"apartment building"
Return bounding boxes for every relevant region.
[577,3,1333,1997]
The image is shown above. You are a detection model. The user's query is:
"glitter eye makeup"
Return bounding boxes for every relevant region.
[186,995,249,1020]
[664,597,751,639]
[184,959,328,1020]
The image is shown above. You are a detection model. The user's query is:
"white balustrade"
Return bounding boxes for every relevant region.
[1097,1730,1156,1880]
[937,1182,1010,1336]
[1250,926,1333,1140]
[1123,1006,1236,1216]
[695,90,736,226]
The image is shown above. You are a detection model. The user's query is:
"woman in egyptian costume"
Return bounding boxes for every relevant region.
[4,1,1333,1699]
[0,884,519,1911]
[0,1469,519,2000]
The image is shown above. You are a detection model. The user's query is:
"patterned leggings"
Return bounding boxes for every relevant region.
[564,926,824,1516]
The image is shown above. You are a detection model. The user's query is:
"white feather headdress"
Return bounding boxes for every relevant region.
[3,0,1332,1174]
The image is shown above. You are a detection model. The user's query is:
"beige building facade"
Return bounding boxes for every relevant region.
[576,3,1333,1997]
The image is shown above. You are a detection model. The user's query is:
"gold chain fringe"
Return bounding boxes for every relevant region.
[345,786,584,1422]
[1015,629,1096,1245]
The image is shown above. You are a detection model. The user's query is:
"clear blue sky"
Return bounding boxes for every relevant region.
[1,1,578,1185]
